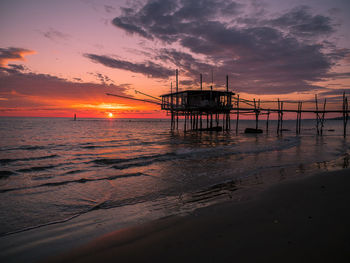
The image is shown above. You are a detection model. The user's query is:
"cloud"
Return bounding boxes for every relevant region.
[104,5,116,13]
[0,47,35,67]
[84,53,173,79]
[320,88,350,96]
[41,28,71,42]
[88,72,115,84]
[7,64,26,71]
[109,0,348,94]
[0,66,131,112]
[268,6,335,37]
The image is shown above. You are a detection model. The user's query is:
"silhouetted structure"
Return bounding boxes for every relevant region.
[106,69,350,136]
[161,90,234,131]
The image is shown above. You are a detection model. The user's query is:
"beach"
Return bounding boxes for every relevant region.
[42,168,350,263]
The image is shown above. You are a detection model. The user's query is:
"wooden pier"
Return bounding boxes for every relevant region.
[107,70,350,136]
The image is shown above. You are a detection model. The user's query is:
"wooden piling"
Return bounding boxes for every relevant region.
[236,95,239,133]
[296,102,302,134]
[315,94,319,135]
[266,109,270,132]
[207,113,209,129]
[320,99,326,135]
[280,101,284,134]
[253,99,260,130]
[277,99,280,134]
[343,92,348,137]
[299,102,302,134]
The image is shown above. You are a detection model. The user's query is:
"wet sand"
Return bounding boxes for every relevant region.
[45,168,350,263]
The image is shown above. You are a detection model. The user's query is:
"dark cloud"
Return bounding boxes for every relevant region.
[88,72,115,84]
[320,88,350,96]
[0,47,35,66]
[84,53,173,79]
[327,72,350,79]
[41,28,71,41]
[108,0,348,95]
[179,80,194,86]
[112,17,152,39]
[268,6,335,37]
[7,64,26,71]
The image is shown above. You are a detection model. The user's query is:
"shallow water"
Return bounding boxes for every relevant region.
[0,117,349,235]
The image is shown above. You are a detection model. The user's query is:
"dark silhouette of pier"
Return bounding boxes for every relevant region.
[107,69,349,136]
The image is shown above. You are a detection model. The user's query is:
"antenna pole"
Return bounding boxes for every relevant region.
[176,69,178,94]
[200,74,202,90]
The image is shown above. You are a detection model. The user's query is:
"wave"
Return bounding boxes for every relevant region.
[0,170,16,179]
[0,154,59,164]
[93,153,175,170]
[91,137,300,170]
[0,145,48,151]
[0,172,146,193]
[63,169,84,175]
[16,165,58,173]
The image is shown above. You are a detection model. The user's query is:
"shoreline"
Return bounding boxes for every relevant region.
[43,168,350,263]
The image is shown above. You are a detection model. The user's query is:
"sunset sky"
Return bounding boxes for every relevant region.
[1,0,350,118]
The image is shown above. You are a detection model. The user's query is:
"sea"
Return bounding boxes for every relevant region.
[0,117,349,238]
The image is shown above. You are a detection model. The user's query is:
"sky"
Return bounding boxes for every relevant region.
[0,0,350,118]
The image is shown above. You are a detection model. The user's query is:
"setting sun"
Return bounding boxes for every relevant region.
[107,112,114,118]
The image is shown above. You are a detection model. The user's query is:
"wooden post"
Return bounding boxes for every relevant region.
[343,92,348,137]
[222,113,225,130]
[176,112,179,130]
[320,99,326,135]
[266,109,270,132]
[296,101,302,135]
[277,99,280,134]
[254,99,260,130]
[176,69,179,130]
[207,113,209,129]
[193,113,195,130]
[226,75,228,92]
[299,102,302,134]
[296,102,300,134]
[315,94,319,135]
[171,111,174,130]
[280,101,284,134]
[190,112,192,129]
[184,112,187,132]
[236,95,239,133]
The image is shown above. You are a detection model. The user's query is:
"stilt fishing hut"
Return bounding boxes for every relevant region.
[161,70,234,131]
[161,90,234,131]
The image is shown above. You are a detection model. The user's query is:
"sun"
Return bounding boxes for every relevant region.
[107,112,114,118]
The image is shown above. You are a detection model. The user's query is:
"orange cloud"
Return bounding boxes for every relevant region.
[0,47,36,67]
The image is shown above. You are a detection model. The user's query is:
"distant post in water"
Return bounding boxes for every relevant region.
[343,92,348,137]
[236,95,240,133]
